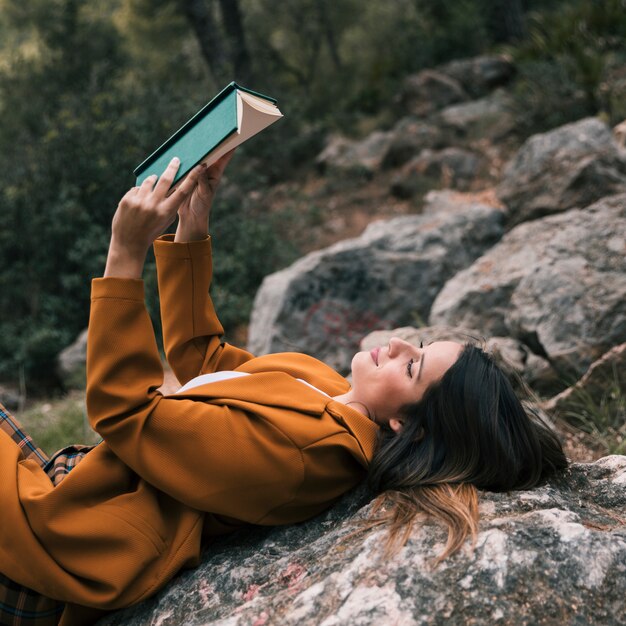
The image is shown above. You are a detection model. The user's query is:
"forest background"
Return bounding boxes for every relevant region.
[1,0,625,400]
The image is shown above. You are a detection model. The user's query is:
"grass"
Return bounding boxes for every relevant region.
[560,366,626,456]
[18,391,99,456]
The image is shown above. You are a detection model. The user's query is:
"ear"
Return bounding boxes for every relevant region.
[389,418,405,434]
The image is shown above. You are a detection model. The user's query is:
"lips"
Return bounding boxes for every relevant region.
[370,347,380,365]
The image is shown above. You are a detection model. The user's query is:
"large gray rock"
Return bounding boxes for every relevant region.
[390,148,484,198]
[381,117,447,169]
[360,326,560,396]
[56,328,88,389]
[398,70,469,117]
[99,455,626,626]
[397,55,515,118]
[248,204,505,373]
[0,385,21,411]
[429,194,626,379]
[497,117,626,226]
[437,89,516,141]
[315,131,393,178]
[438,54,515,98]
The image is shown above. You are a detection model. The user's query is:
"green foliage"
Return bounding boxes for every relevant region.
[243,0,493,125]
[0,0,209,390]
[511,0,626,131]
[210,189,298,331]
[560,368,626,456]
[0,0,625,400]
[510,60,593,133]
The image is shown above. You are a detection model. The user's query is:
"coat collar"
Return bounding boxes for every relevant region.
[168,371,330,415]
[167,370,380,464]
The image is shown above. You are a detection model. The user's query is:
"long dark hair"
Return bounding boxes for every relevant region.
[366,344,568,563]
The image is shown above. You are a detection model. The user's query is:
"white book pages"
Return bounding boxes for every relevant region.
[199,90,283,167]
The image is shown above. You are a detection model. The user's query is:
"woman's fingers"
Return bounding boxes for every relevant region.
[153,157,181,197]
[163,164,203,212]
[214,149,236,172]
[178,164,204,196]
[137,174,158,197]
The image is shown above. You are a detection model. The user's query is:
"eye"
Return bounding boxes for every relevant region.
[407,358,414,378]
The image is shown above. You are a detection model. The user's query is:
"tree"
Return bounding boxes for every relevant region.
[178,0,253,84]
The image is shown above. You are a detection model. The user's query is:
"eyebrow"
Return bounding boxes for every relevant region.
[417,353,425,381]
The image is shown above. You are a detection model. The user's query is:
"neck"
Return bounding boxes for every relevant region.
[333,392,372,420]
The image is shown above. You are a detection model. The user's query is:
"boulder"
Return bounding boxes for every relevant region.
[360,326,560,396]
[497,117,626,226]
[56,328,88,389]
[437,89,516,141]
[390,148,484,198]
[438,54,515,98]
[248,204,505,373]
[397,54,515,119]
[99,456,626,626]
[615,118,626,149]
[382,117,446,169]
[429,194,626,379]
[0,385,21,411]
[315,131,393,178]
[542,342,626,426]
[398,70,469,117]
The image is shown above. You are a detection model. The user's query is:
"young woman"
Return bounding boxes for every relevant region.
[0,154,567,625]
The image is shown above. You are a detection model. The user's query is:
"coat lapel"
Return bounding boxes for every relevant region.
[168,371,331,415]
[236,352,351,396]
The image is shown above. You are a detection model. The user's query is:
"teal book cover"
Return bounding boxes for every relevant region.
[134,82,280,186]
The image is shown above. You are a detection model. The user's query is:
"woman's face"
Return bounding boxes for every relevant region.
[350,337,462,427]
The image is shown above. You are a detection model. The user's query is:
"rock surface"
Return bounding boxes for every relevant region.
[56,328,88,389]
[99,456,626,626]
[315,131,393,177]
[0,385,20,411]
[437,89,516,141]
[497,117,626,226]
[391,148,484,197]
[437,54,515,98]
[397,55,514,118]
[248,204,505,373]
[382,117,446,169]
[429,194,626,379]
[399,70,469,117]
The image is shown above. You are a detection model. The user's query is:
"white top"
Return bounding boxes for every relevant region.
[175,370,330,397]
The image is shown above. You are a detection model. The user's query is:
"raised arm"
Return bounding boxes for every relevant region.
[154,235,253,384]
[87,156,300,518]
[157,149,252,383]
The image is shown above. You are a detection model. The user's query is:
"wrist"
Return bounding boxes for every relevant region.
[174,222,209,243]
[104,238,147,278]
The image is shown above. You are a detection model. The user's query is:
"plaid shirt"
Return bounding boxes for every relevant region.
[0,403,95,626]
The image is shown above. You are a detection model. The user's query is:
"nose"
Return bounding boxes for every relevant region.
[388,337,413,358]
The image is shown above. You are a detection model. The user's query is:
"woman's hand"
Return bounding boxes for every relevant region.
[104,157,203,278]
[174,149,236,243]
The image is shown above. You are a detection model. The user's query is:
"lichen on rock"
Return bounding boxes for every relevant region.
[99,456,626,626]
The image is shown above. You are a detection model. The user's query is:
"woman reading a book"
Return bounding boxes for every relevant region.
[0,153,567,626]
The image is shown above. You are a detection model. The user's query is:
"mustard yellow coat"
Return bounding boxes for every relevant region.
[0,235,378,625]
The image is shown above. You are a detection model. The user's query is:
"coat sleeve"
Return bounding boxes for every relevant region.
[153,234,253,385]
[85,277,303,521]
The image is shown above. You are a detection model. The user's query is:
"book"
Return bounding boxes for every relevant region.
[133,82,283,187]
